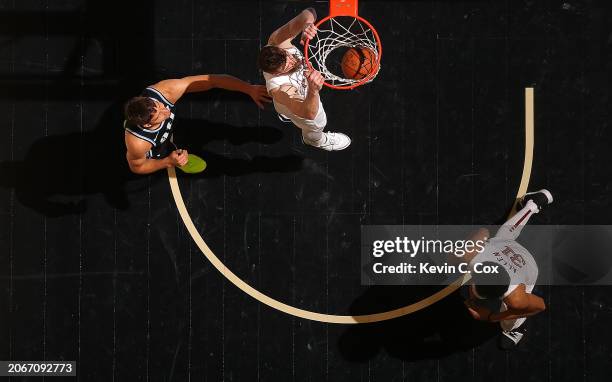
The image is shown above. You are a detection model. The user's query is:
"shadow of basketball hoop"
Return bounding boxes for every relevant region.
[552,226,612,284]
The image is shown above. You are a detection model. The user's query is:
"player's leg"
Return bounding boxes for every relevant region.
[300,105,351,151]
[498,281,538,349]
[494,189,553,240]
[301,108,326,145]
[498,311,528,349]
[500,314,527,332]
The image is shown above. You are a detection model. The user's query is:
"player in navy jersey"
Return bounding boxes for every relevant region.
[124,74,271,174]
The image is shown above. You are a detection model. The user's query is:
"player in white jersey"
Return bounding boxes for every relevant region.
[460,189,553,349]
[258,7,351,151]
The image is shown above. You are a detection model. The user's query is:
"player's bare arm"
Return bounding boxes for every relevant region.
[465,284,546,322]
[151,74,271,108]
[125,133,188,175]
[268,8,317,48]
[270,70,324,119]
[489,286,546,322]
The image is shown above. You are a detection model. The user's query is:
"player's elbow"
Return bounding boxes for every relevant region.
[286,104,316,120]
[538,305,546,314]
[506,294,529,311]
[129,164,145,175]
[522,297,546,315]
[303,7,317,20]
[267,32,279,46]
[530,295,546,313]
[128,160,147,175]
[304,111,317,120]
[182,74,211,83]
[302,105,319,120]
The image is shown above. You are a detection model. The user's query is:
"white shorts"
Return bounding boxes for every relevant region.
[278,103,327,130]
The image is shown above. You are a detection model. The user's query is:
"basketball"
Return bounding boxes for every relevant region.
[341,47,378,80]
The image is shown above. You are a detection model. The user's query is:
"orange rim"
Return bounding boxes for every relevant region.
[304,15,382,90]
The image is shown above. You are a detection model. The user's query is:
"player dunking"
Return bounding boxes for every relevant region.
[460,190,553,349]
[258,7,351,151]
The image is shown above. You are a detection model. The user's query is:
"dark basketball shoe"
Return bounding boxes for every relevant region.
[498,327,527,350]
[519,189,553,212]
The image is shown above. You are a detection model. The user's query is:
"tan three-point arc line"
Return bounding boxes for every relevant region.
[166,88,535,324]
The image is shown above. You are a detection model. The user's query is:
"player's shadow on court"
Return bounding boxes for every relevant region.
[0,101,138,217]
[182,150,304,178]
[175,117,284,146]
[338,286,499,362]
[173,117,303,178]
[0,105,301,217]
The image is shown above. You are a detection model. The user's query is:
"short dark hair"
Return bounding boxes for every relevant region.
[471,261,511,299]
[124,97,156,125]
[258,46,287,73]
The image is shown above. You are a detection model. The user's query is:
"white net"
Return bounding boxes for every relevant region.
[284,51,309,98]
[306,16,381,88]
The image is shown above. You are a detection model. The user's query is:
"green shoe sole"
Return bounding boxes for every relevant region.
[177,154,207,174]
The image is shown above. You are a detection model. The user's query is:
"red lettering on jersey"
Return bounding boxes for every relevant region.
[500,246,526,268]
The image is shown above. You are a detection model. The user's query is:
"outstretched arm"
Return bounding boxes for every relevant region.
[150,75,271,108]
[268,8,317,48]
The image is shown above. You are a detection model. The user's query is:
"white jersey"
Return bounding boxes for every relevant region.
[262,45,326,129]
[469,237,539,298]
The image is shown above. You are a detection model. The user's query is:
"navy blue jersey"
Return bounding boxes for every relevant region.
[124,87,176,159]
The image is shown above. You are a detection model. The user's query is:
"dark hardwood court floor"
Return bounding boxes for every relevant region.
[1,0,612,381]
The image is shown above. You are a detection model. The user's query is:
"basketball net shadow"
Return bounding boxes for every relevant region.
[167,88,535,324]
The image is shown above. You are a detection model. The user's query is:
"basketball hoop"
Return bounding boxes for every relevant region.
[304,0,382,90]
